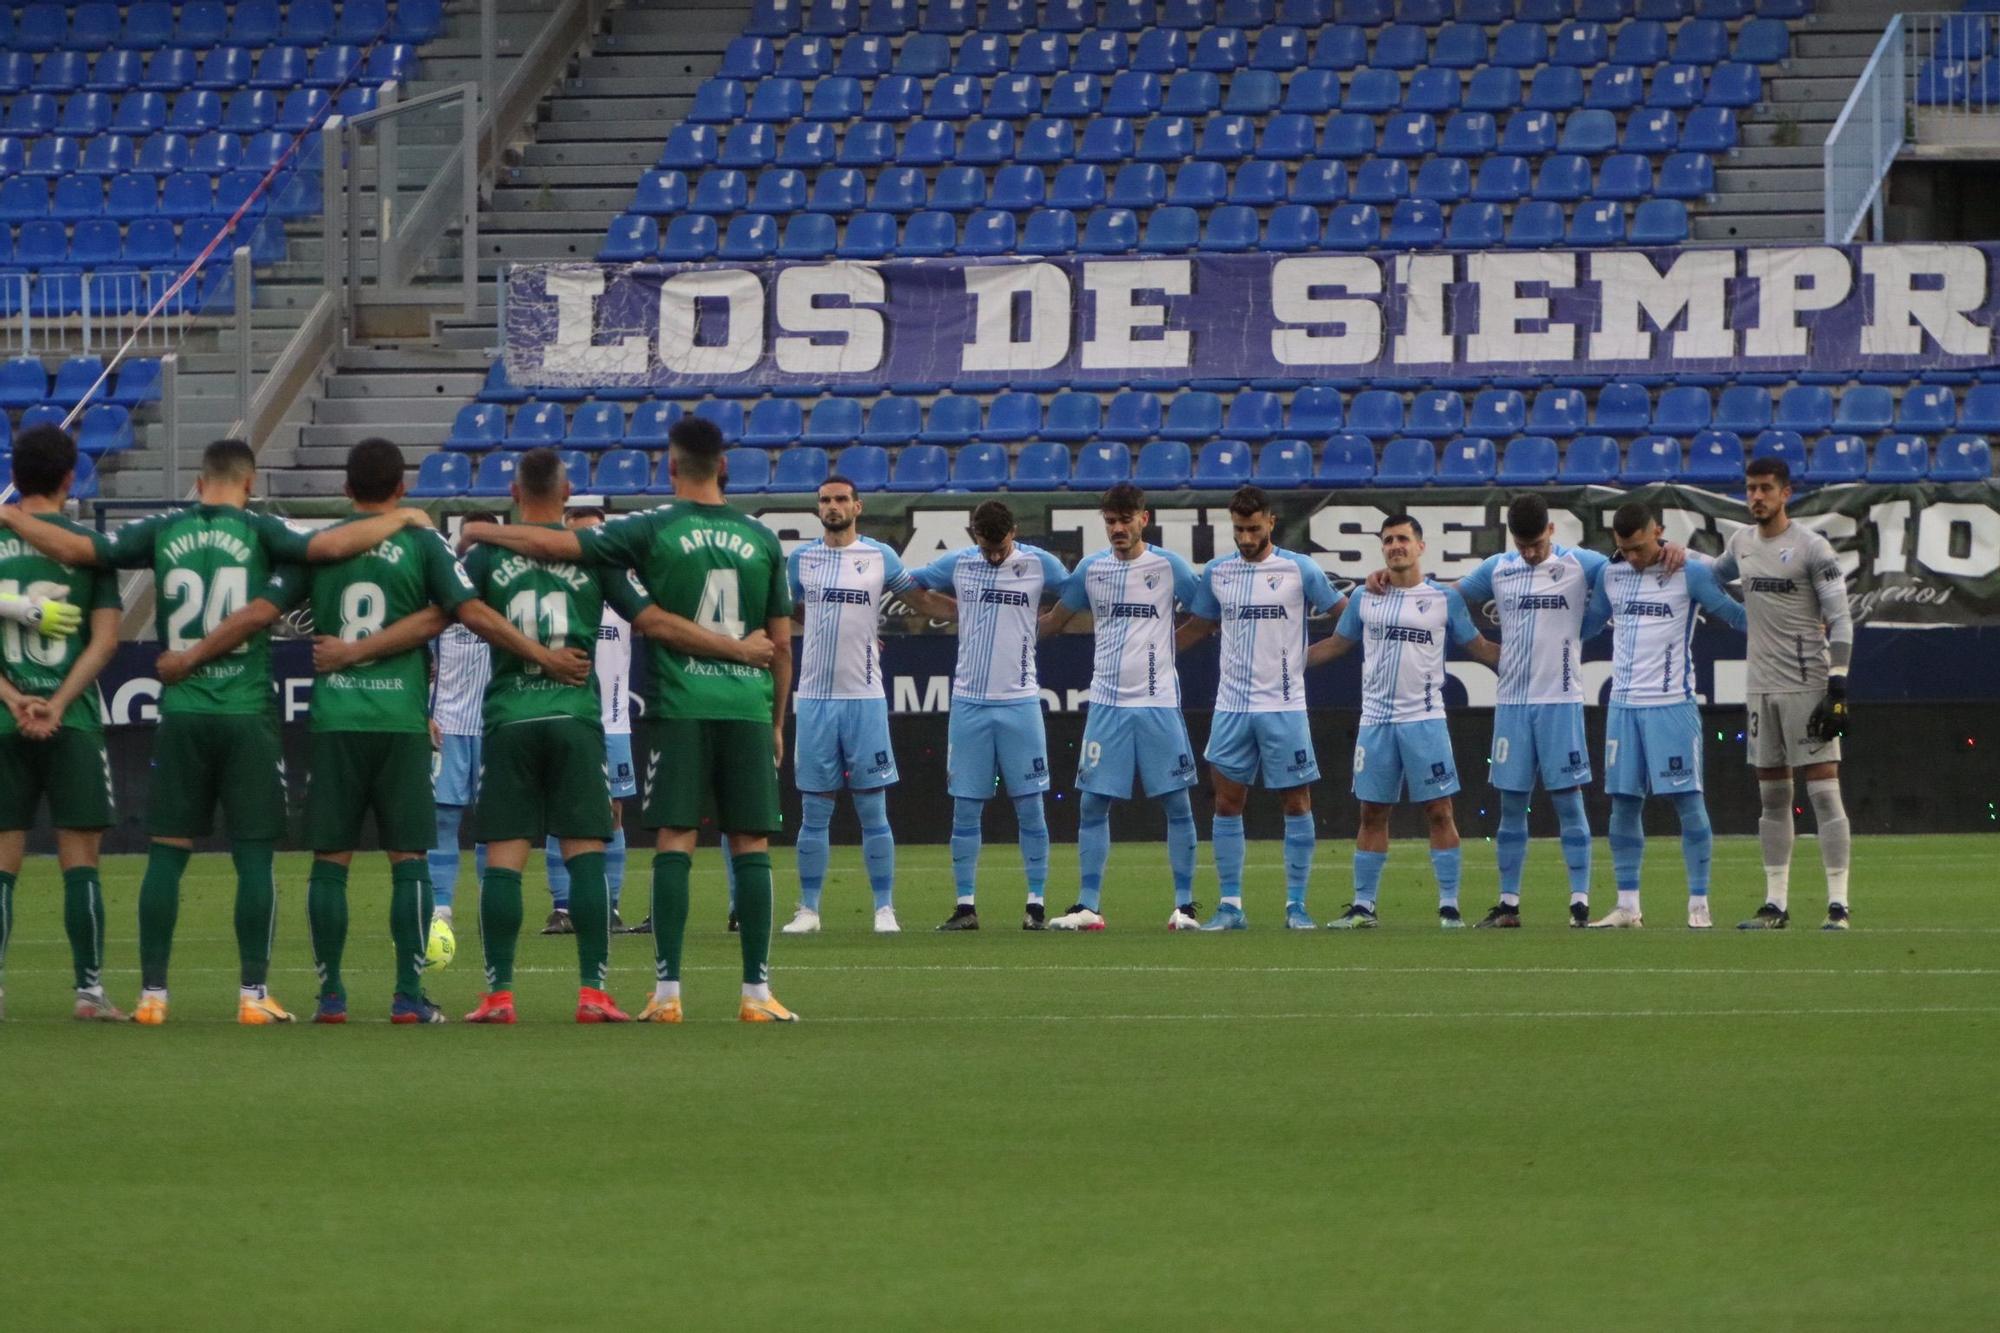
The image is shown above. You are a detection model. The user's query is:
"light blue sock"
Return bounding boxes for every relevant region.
[1353,849,1387,907]
[1610,794,1646,893]
[428,804,464,908]
[1551,786,1592,898]
[606,825,626,910]
[1430,846,1462,909]
[854,787,895,910]
[1212,814,1245,901]
[1077,791,1113,912]
[796,791,835,912]
[951,797,984,903]
[1495,789,1530,902]
[1013,794,1049,903]
[545,835,570,908]
[1282,811,1315,908]
[1162,788,1196,906]
[1669,791,1713,897]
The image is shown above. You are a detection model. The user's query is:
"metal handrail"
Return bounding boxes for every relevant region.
[1824,15,1907,243]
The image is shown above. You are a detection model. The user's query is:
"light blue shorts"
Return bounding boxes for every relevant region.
[948,698,1049,800]
[1076,705,1198,798]
[1204,710,1320,789]
[1490,702,1592,793]
[794,696,899,793]
[605,730,637,799]
[432,732,482,808]
[1352,719,1460,805]
[1605,702,1703,797]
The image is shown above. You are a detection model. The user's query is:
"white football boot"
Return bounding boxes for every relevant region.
[1687,898,1713,930]
[873,905,901,934]
[1048,905,1106,932]
[780,907,821,935]
[1587,905,1645,929]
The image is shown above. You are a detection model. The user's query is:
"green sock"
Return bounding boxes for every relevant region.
[62,866,106,993]
[478,867,523,991]
[565,851,610,990]
[652,852,692,984]
[0,869,15,990]
[732,851,774,987]
[138,843,190,991]
[390,859,429,1001]
[231,840,278,989]
[307,860,350,1001]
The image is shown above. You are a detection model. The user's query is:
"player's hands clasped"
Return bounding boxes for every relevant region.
[156,649,195,684]
[539,646,592,686]
[734,629,776,670]
[19,698,57,741]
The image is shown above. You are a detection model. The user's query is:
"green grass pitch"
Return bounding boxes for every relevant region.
[1,834,1994,1331]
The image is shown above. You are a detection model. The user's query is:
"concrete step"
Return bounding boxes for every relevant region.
[492,185,635,212]
[302,423,452,448]
[1694,211,1824,241]
[484,209,623,233]
[537,117,683,144]
[476,233,606,262]
[519,141,661,168]
[500,162,658,187]
[336,345,499,372]
[1714,166,1822,196]
[314,396,470,425]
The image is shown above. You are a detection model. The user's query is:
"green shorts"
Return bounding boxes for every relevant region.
[148,711,288,841]
[305,730,436,853]
[640,715,782,835]
[472,717,613,844]
[0,727,115,832]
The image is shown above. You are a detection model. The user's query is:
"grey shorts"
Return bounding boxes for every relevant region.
[1746,691,1842,769]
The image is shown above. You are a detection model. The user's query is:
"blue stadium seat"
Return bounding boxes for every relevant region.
[1041,393,1100,442]
[1863,434,1925,482]
[1046,71,1103,118]
[1416,157,1471,202]
[621,401,680,448]
[1465,68,1522,116]
[1018,118,1076,164]
[1776,386,1834,433]
[1529,66,1584,111]
[1199,204,1258,251]
[1372,23,1428,70]
[1231,155,1291,203]
[559,402,624,450]
[950,442,1009,492]
[409,452,470,499]
[899,209,955,256]
[796,399,859,449]
[660,215,718,261]
[1468,390,1527,438]
[1052,163,1108,209]
[1706,63,1761,108]
[856,396,918,446]
[598,214,657,262]
[719,124,776,169]
[735,399,799,449]
[1714,386,1773,434]
[1407,390,1465,439]
[1588,65,1642,111]
[1141,204,1200,252]
[1022,207,1078,255]
[871,166,927,214]
[957,33,1010,75]
[809,167,866,214]
[928,74,983,120]
[1249,438,1311,487]
[1136,439,1194,487]
[1386,199,1443,247]
[1896,384,1956,432]
[1350,389,1406,439]
[49,356,106,408]
[1630,199,1689,245]
[1567,200,1625,245]
[1559,109,1618,155]
[1353,160,1409,204]
[1440,436,1497,483]
[467,453,518,498]
[1194,27,1249,71]
[1497,435,1559,484]
[81,136,135,181]
[1133,29,1189,71]
[1596,154,1652,200]
[1658,152,1716,199]
[1159,391,1223,440]
[1736,19,1790,63]
[1655,385,1712,433]
[1467,155,1528,204]
[761,445,827,494]
[689,77,745,123]
[1375,438,1436,486]
[1620,435,1681,483]
[111,357,163,406]
[915,395,979,445]
[1835,386,1894,433]
[1500,109,1558,155]
[1222,391,1283,440]
[114,91,169,134]
[773,211,833,260]
[1683,429,1745,485]
[1554,435,1617,483]
[694,401,746,444]
[1319,112,1375,160]
[507,402,565,449]
[931,165,988,214]
[1682,107,1738,152]
[1317,433,1375,485]
[1933,434,1993,480]
[586,449,646,496]
[1075,440,1133,486]
[722,35,777,78]
[719,446,769,495]
[751,167,808,215]
[1082,206,1140,253]
[1750,427,1807,477]
[1012,442,1072,489]
[1596,382,1653,436]
[1276,387,1339,438]
[887,443,948,493]
[1192,440,1253,488]
[897,34,951,77]
[658,124,717,171]
[1290,159,1348,205]
[957,208,1015,255]
[1648,63,1704,110]
[1170,160,1228,206]
[1103,392,1164,441]
[1077,31,1134,73]
[1012,32,1069,73]
[1534,154,1591,202]
[968,392,1034,443]
[1804,433,1865,485]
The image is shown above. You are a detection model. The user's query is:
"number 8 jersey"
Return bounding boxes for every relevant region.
[92,503,314,716]
[576,500,793,723]
[297,517,476,733]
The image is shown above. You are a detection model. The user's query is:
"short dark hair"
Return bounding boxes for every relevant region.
[1612,500,1657,538]
[817,473,858,498]
[564,505,605,523]
[201,438,256,483]
[10,425,77,499]
[1380,513,1423,539]
[1507,493,1551,543]
[1227,485,1271,519]
[464,510,500,526]
[345,438,405,504]
[517,446,565,500]
[969,499,1015,545]
[667,416,726,482]
[1745,455,1791,486]
[1100,481,1146,518]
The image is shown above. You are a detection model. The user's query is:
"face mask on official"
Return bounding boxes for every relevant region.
[1102,509,1146,556]
[1231,511,1274,562]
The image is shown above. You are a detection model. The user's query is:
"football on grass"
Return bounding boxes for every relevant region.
[426,919,456,971]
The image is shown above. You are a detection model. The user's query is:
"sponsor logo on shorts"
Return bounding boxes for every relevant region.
[1568,750,1583,769]
[1031,757,1046,774]
[1173,752,1195,775]
[1668,756,1685,772]
[1425,761,1452,786]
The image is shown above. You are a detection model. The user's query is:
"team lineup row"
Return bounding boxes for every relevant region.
[0,415,1853,1027]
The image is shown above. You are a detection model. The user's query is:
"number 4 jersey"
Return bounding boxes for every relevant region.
[290,517,476,733]
[463,528,650,730]
[576,500,792,723]
[92,503,312,717]
[0,513,123,734]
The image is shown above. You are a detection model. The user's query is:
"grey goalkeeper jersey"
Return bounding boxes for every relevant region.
[1712,523,1853,694]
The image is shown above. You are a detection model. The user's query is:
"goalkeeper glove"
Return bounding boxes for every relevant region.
[1807,675,1848,743]
[0,593,82,639]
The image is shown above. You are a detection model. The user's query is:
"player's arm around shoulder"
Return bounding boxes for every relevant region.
[1307,593,1364,667]
[1041,552,1093,636]
[0,503,109,567]
[1444,585,1501,667]
[1685,556,1749,633]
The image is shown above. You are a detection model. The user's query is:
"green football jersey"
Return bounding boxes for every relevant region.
[0,513,124,734]
[576,500,791,722]
[301,516,476,734]
[464,527,649,731]
[94,504,310,716]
